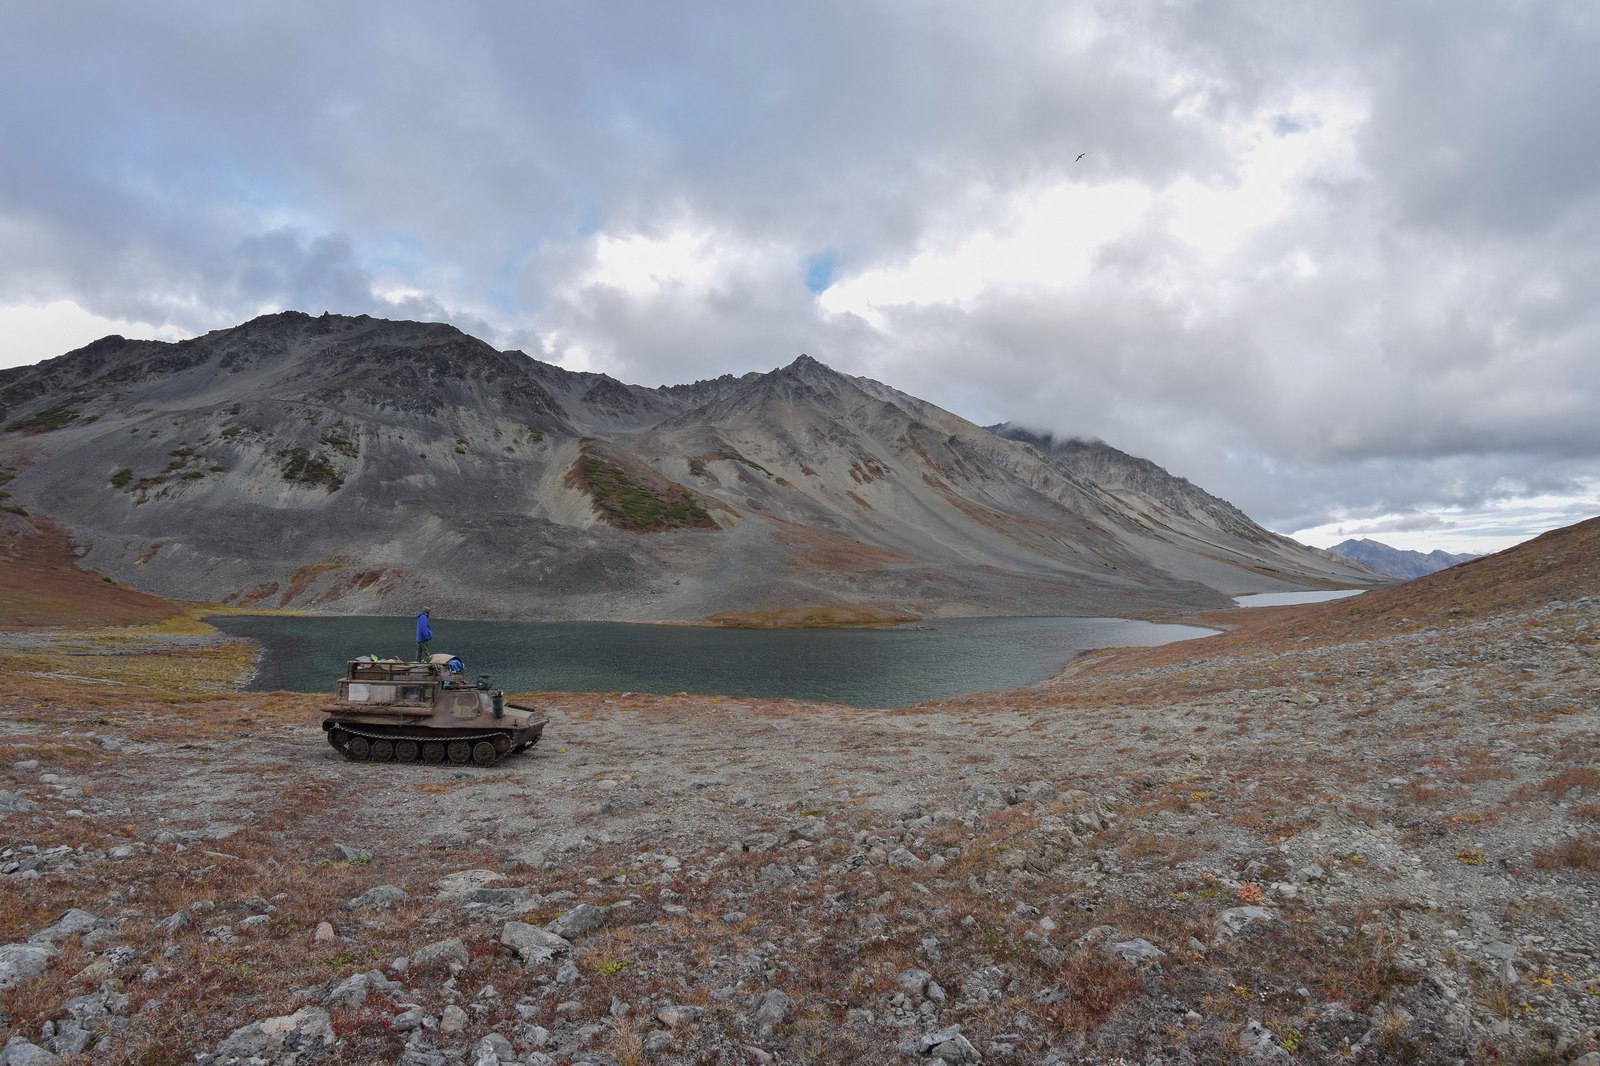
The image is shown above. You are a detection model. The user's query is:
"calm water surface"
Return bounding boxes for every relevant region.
[1233,590,1366,608]
[208,615,1217,708]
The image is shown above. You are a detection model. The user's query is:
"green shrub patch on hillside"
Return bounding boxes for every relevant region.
[571,452,716,532]
[277,446,345,491]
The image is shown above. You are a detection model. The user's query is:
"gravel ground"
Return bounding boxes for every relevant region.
[2,585,1598,1064]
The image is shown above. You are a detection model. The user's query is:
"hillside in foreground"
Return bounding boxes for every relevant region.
[0,516,1596,1063]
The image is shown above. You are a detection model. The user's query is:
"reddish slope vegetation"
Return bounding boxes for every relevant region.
[0,512,186,628]
[1078,515,1600,677]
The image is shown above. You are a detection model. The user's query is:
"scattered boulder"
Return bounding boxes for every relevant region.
[752,988,792,1036]
[1101,936,1166,969]
[439,1004,469,1035]
[499,922,573,968]
[1215,906,1276,940]
[0,791,40,814]
[323,969,401,1009]
[29,909,108,945]
[1238,1019,1290,1062]
[411,936,470,970]
[471,1034,516,1064]
[0,943,56,992]
[329,843,371,863]
[545,903,606,939]
[201,1005,337,1065]
[435,869,504,900]
[467,886,531,907]
[656,1004,705,1029]
[342,885,408,911]
[0,1037,60,1065]
[898,1025,982,1061]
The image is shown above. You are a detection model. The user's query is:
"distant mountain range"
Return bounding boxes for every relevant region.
[1327,538,1479,580]
[0,311,1378,621]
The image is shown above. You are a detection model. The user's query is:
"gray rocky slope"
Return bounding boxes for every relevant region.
[1328,538,1480,580]
[0,311,1377,620]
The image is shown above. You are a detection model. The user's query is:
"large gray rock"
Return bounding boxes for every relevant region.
[1215,906,1276,940]
[655,1004,705,1029]
[898,1025,980,1060]
[342,885,408,911]
[323,969,402,1009]
[753,988,792,1035]
[0,791,39,814]
[499,922,572,967]
[545,903,607,939]
[1101,936,1166,969]
[0,943,56,991]
[202,1005,337,1065]
[410,937,470,970]
[434,869,504,900]
[29,909,108,944]
[0,1036,61,1065]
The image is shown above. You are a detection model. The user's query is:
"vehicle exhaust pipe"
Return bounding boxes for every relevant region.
[492,691,505,719]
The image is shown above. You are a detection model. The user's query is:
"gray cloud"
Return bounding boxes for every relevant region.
[2,0,1598,553]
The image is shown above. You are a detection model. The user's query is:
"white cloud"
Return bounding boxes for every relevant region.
[0,300,191,369]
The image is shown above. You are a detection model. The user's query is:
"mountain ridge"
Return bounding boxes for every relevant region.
[1327,537,1480,580]
[0,311,1379,620]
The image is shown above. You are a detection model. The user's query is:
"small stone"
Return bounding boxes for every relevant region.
[439,1004,469,1035]
[330,843,371,863]
[313,921,336,943]
[656,1004,705,1029]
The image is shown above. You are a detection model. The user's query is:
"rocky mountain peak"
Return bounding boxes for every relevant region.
[0,309,1378,619]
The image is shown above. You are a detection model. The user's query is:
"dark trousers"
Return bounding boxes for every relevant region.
[417,641,430,661]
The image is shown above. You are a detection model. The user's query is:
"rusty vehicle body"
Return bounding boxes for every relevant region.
[321,654,548,766]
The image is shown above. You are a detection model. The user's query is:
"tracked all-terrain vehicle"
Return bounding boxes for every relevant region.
[322,655,548,766]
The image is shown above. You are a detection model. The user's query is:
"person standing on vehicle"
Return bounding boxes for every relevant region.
[415,606,433,661]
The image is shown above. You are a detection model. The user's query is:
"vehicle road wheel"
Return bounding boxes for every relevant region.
[347,737,370,761]
[422,742,445,764]
[472,741,496,766]
[370,739,394,762]
[395,740,419,763]
[447,740,471,765]
[494,734,512,754]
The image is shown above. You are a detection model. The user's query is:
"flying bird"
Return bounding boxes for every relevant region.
[1076,152,1086,161]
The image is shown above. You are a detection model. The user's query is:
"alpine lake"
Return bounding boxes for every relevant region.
[207,614,1220,709]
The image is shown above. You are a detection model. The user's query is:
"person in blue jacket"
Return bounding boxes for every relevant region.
[415,606,433,662]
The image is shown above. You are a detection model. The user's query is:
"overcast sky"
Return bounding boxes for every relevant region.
[3,2,1597,554]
